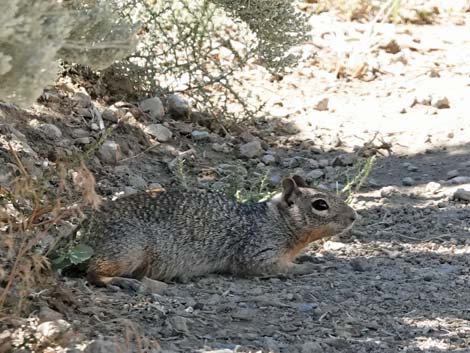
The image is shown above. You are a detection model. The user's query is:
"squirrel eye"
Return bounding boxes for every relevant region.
[312,199,329,211]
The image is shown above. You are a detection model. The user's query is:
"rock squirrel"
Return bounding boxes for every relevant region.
[79,175,356,288]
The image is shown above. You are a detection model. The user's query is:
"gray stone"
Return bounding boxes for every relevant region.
[128,174,147,189]
[332,154,355,167]
[425,182,441,194]
[305,169,324,182]
[431,95,450,109]
[448,176,470,184]
[282,157,300,169]
[72,91,91,108]
[146,124,172,142]
[148,182,163,190]
[38,306,64,323]
[139,277,168,294]
[169,316,189,334]
[402,177,414,186]
[305,159,319,169]
[168,94,190,118]
[140,97,165,119]
[407,164,418,172]
[191,130,210,141]
[268,172,282,186]
[380,186,399,198]
[98,140,121,164]
[239,140,263,158]
[231,308,253,321]
[350,258,369,272]
[36,319,70,340]
[102,107,120,122]
[312,96,329,111]
[318,159,329,168]
[261,154,276,165]
[75,137,91,145]
[453,188,470,202]
[446,169,459,179]
[35,123,62,140]
[71,128,89,138]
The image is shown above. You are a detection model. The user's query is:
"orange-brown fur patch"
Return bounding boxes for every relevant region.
[146,188,166,196]
[282,226,332,263]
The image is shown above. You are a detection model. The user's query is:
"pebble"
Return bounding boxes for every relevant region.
[231,308,254,321]
[350,258,369,272]
[407,164,418,172]
[380,186,399,197]
[305,169,324,182]
[268,172,282,186]
[425,181,441,194]
[211,143,231,153]
[318,159,329,168]
[98,140,121,164]
[402,177,414,186]
[140,97,165,119]
[282,157,300,169]
[128,174,147,189]
[431,95,450,109]
[75,137,91,145]
[305,159,319,169]
[453,188,470,202]
[261,154,276,165]
[323,241,345,251]
[139,277,168,294]
[332,154,355,167]
[312,96,329,111]
[446,169,459,179]
[38,306,64,323]
[37,123,62,140]
[191,130,210,141]
[168,94,190,118]
[447,176,470,184]
[146,124,172,142]
[36,319,70,340]
[72,91,91,108]
[169,316,189,334]
[239,140,263,158]
[102,106,121,122]
[297,303,316,312]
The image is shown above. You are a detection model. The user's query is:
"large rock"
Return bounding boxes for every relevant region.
[98,140,121,164]
[140,97,165,120]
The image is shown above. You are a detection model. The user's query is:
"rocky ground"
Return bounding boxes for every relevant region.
[2,2,470,353]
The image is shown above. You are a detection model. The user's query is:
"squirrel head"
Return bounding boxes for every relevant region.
[269,175,357,237]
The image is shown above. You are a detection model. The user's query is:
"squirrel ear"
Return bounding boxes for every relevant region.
[291,175,308,188]
[282,178,300,206]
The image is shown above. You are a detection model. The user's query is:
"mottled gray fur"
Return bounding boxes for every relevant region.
[81,175,356,286]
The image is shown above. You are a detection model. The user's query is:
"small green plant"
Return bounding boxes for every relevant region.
[51,242,94,271]
[340,155,376,203]
[234,171,276,203]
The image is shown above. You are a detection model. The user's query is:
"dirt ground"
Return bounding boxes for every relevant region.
[2,3,470,353]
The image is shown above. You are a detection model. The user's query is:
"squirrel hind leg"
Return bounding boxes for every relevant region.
[86,257,150,290]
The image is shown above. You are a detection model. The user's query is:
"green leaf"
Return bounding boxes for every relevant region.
[68,244,94,265]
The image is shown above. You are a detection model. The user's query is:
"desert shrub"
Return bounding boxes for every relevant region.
[101,0,311,124]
